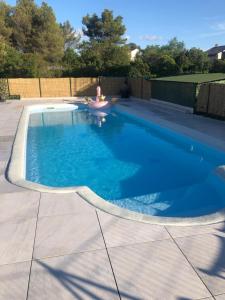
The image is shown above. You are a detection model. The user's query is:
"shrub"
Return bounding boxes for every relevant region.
[0,79,8,101]
[210,60,225,73]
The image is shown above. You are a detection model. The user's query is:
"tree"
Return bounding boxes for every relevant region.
[0,26,59,78]
[152,55,179,76]
[0,1,12,42]
[82,9,126,44]
[79,41,130,76]
[187,48,210,73]
[80,9,130,76]
[60,21,81,50]
[0,37,8,74]
[129,55,151,78]
[210,59,225,73]
[142,45,163,67]
[161,37,185,58]
[175,51,190,73]
[0,0,65,77]
[0,42,24,77]
[0,3,212,78]
[142,45,179,77]
[10,0,64,63]
[35,3,64,63]
[10,0,36,52]
[62,48,81,75]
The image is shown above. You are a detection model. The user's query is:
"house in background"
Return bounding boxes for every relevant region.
[206,44,225,61]
[130,48,140,61]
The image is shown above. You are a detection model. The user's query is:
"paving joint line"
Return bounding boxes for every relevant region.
[38,210,96,219]
[165,227,215,299]
[0,259,31,268]
[26,191,42,300]
[102,236,171,251]
[95,210,121,300]
[32,247,107,262]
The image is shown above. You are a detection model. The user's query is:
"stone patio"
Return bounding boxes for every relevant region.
[0,99,225,299]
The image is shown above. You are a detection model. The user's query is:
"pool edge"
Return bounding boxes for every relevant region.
[7,103,225,226]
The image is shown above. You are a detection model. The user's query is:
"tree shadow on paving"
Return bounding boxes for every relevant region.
[36,260,141,300]
[198,223,225,281]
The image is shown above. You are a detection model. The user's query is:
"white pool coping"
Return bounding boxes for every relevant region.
[8,103,225,226]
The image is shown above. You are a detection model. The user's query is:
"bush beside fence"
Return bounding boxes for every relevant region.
[196,83,225,119]
[151,80,197,107]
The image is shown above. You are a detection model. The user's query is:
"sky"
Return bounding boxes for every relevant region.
[6,0,225,50]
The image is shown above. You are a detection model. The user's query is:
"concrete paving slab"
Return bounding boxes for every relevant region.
[0,161,6,175]
[0,261,31,300]
[0,142,12,161]
[176,232,225,296]
[0,128,18,137]
[28,250,119,300]
[167,222,225,238]
[0,218,36,265]
[215,294,225,300]
[108,239,211,300]
[98,210,170,248]
[39,192,95,217]
[0,136,14,143]
[0,175,28,194]
[34,213,105,259]
[0,191,40,223]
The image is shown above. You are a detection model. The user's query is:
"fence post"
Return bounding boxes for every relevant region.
[39,78,42,97]
[69,78,72,96]
[74,78,77,96]
[206,84,211,115]
[7,78,10,96]
[141,78,144,99]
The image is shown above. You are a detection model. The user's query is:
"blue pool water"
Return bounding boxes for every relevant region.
[26,105,225,218]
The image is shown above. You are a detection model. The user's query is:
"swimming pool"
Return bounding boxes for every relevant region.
[7,103,225,225]
[22,103,225,222]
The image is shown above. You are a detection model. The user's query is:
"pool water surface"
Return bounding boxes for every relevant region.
[26,106,225,218]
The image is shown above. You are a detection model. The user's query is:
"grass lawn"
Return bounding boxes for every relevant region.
[155,73,225,83]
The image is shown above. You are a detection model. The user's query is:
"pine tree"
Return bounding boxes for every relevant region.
[60,21,81,50]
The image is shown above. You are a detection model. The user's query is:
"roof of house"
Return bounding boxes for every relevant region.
[206,45,225,56]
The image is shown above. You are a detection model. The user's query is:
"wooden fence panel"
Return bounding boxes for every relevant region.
[6,77,151,99]
[8,78,40,98]
[142,79,151,100]
[208,84,225,118]
[128,78,151,100]
[129,78,142,98]
[101,77,125,96]
[72,77,98,96]
[40,78,70,97]
[195,84,209,114]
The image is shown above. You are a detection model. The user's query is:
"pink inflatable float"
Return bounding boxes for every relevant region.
[88,101,109,109]
[88,84,110,109]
